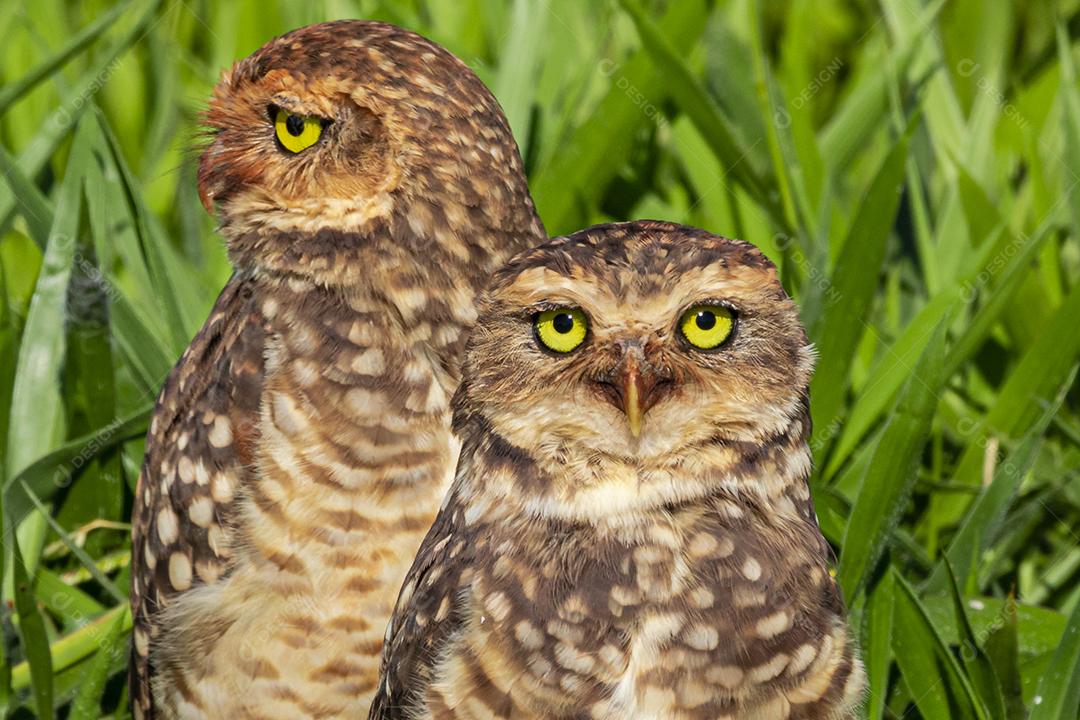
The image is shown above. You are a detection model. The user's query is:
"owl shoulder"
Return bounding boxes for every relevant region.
[370,498,478,719]
[129,272,268,714]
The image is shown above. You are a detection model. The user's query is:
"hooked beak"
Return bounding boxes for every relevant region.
[599,350,671,438]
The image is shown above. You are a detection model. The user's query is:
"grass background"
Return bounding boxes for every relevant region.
[0,0,1078,717]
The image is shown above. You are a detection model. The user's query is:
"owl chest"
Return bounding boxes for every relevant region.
[248,307,459,529]
[468,520,839,719]
[174,307,462,716]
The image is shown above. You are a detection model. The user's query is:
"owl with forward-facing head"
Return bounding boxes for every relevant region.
[371,220,864,719]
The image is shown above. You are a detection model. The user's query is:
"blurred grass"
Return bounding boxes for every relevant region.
[0,0,1078,717]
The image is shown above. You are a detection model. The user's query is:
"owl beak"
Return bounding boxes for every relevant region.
[624,378,644,437]
[613,353,665,438]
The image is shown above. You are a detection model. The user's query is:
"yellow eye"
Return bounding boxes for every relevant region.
[534,308,588,354]
[680,304,735,350]
[274,107,323,153]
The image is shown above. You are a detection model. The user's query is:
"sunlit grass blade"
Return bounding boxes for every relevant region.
[5,116,91,483]
[818,0,943,172]
[838,320,946,600]
[10,530,53,719]
[825,287,961,478]
[68,606,129,720]
[1057,22,1080,239]
[20,482,126,604]
[617,0,785,231]
[4,404,151,530]
[10,604,131,694]
[530,0,710,233]
[0,0,134,115]
[0,0,164,230]
[492,0,545,150]
[745,0,816,235]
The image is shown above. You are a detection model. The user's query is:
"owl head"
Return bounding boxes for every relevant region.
[197,20,540,285]
[454,221,815,516]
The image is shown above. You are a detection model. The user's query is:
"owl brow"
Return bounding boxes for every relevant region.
[267,97,331,123]
[678,297,741,315]
[530,299,580,311]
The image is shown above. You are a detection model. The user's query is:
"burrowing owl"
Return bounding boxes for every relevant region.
[129,20,544,719]
[371,221,864,719]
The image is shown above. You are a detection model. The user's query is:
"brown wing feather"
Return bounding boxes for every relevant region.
[369,500,474,720]
[129,272,267,719]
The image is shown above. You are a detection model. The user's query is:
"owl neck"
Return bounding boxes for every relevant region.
[223,197,544,292]
[454,402,817,535]
[236,212,540,371]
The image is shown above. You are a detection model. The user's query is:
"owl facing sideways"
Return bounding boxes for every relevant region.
[129,20,544,719]
[371,220,865,720]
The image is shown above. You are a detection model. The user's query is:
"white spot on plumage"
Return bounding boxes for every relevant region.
[209,416,232,448]
[168,552,192,591]
[157,507,179,544]
[188,496,214,527]
[756,610,792,639]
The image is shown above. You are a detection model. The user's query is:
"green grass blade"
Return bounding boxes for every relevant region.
[1029,599,1080,720]
[929,366,1076,593]
[529,0,710,233]
[864,571,895,720]
[818,0,943,172]
[0,144,53,250]
[20,481,126,604]
[10,604,131,693]
[9,530,53,719]
[491,0,545,150]
[0,0,134,115]
[945,217,1058,377]
[891,571,988,720]
[68,606,129,720]
[941,281,1080,521]
[0,0,164,231]
[837,319,946,600]
[5,117,90,481]
[945,561,1007,719]
[808,120,913,441]
[4,404,151,529]
[617,0,786,231]
[919,596,1069,659]
[110,293,175,393]
[825,287,961,477]
[92,109,203,351]
[35,567,105,627]
[1057,22,1080,241]
[983,594,1025,720]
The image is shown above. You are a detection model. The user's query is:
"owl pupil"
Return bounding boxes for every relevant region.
[552,313,574,334]
[695,311,716,330]
[285,114,305,137]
